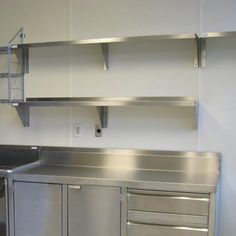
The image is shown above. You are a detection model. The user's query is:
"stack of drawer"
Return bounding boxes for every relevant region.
[127,189,210,236]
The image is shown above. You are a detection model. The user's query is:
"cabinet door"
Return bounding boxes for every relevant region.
[68,185,121,236]
[14,182,62,236]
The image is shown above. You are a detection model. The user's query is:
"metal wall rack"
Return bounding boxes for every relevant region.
[0,28,29,102]
[12,96,198,136]
[1,30,236,135]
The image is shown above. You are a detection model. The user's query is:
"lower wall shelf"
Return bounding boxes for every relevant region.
[9,96,199,135]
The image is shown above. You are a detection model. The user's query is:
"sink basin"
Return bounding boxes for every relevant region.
[0,221,6,236]
[0,145,39,177]
[0,145,40,236]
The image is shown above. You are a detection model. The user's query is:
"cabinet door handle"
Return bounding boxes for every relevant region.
[69,185,81,190]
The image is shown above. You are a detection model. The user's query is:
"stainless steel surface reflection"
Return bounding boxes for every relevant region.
[20,96,198,107]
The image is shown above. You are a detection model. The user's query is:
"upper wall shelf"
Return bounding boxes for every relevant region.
[12,31,236,48]
[8,30,236,71]
[1,30,236,74]
[201,31,236,38]
[5,32,206,72]
[12,33,196,48]
[12,96,198,135]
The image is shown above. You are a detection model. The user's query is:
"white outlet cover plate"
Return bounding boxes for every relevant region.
[73,123,83,137]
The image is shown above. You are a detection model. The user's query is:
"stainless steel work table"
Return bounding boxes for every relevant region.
[5,147,220,236]
[11,165,218,193]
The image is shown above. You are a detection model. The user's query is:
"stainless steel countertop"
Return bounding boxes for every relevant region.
[11,164,218,193]
[5,147,220,193]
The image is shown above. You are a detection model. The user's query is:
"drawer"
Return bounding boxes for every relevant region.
[127,222,208,236]
[128,210,208,228]
[128,190,209,216]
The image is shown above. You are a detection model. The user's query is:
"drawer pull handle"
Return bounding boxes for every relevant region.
[128,194,209,202]
[164,196,209,202]
[127,221,208,232]
[69,185,81,190]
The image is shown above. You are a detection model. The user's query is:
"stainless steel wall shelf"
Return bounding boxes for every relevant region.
[7,30,236,70]
[11,96,198,131]
[12,33,196,48]
[2,29,235,135]
[8,32,205,69]
[1,30,236,76]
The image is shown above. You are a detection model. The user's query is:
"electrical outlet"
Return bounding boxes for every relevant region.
[95,124,102,137]
[73,123,83,137]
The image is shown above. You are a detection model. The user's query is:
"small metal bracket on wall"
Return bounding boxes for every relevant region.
[194,34,206,68]
[12,103,30,127]
[96,106,108,137]
[194,101,199,129]
[9,28,29,75]
[100,43,109,71]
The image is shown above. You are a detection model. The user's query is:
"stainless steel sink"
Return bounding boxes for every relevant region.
[0,145,40,236]
[0,145,40,177]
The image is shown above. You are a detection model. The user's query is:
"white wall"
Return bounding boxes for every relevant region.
[198,38,236,236]
[200,1,236,235]
[0,0,235,235]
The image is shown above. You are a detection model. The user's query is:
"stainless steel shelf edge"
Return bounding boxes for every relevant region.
[11,33,196,49]
[201,31,236,38]
[19,96,198,107]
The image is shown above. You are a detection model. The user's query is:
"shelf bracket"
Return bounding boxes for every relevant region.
[12,103,30,127]
[9,28,29,74]
[100,43,109,71]
[194,34,206,68]
[194,101,199,129]
[96,106,108,128]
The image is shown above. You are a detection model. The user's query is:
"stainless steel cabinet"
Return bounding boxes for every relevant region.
[68,185,121,236]
[12,182,213,236]
[14,182,62,236]
[127,189,209,236]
